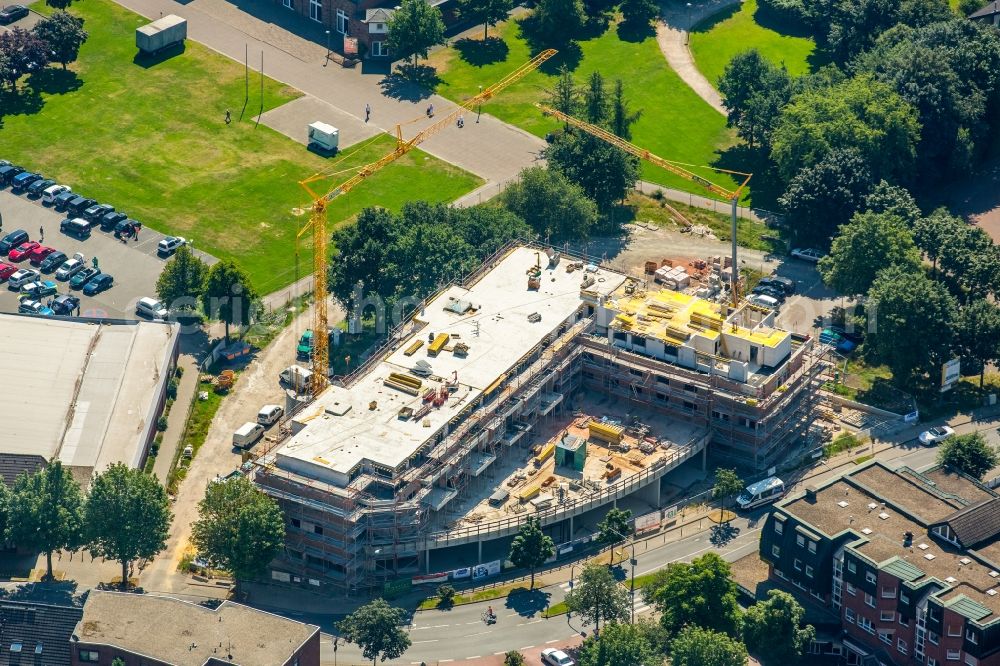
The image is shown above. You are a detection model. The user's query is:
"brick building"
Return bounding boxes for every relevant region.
[760,461,1000,666]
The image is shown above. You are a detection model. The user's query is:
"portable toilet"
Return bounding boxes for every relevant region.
[307,121,339,153]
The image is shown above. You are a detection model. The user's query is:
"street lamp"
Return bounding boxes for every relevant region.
[685,3,692,45]
[608,528,637,624]
[325,30,331,64]
[477,85,483,123]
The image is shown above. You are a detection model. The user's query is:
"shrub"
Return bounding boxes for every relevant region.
[167,378,179,400]
[437,584,457,606]
[156,415,169,432]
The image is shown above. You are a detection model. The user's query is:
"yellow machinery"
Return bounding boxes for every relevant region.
[294,50,558,396]
[427,333,450,356]
[536,104,752,304]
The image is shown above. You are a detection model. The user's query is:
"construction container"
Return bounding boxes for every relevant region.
[136,15,186,54]
[589,420,624,445]
[534,442,555,466]
[428,333,450,356]
[308,122,339,153]
[518,485,541,502]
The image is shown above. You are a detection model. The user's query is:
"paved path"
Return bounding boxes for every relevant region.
[112,0,545,191]
[151,355,200,483]
[656,0,740,115]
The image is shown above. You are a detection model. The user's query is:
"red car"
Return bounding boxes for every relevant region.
[0,262,17,281]
[9,241,40,262]
[28,245,57,267]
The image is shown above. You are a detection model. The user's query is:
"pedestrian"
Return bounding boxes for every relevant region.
[133,223,140,241]
[457,114,464,128]
[225,109,232,125]
[365,103,371,123]
[426,103,434,118]
[38,225,43,242]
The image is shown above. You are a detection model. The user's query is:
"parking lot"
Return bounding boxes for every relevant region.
[0,188,215,320]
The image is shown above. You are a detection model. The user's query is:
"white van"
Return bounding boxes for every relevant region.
[136,296,168,320]
[737,476,785,510]
[42,184,70,205]
[748,294,780,311]
[280,365,313,392]
[232,422,265,449]
[257,404,284,426]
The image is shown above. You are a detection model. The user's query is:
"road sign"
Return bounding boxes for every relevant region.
[941,358,961,392]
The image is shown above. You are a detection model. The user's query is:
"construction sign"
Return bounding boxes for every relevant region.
[344,37,358,55]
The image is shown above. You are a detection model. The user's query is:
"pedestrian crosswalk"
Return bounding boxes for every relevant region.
[558,580,653,616]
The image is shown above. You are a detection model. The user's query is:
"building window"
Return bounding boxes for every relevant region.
[878,631,892,645]
[947,649,961,661]
[848,560,857,573]
[805,565,814,578]
[880,610,895,622]
[966,629,978,644]
[900,592,909,604]
[336,8,348,33]
[929,631,940,645]
[866,571,877,584]
[291,518,301,528]
[858,616,874,634]
[845,607,855,623]
[865,592,875,608]
[794,558,802,571]
[898,615,908,626]
[808,541,817,553]
[929,659,938,666]
[772,545,781,558]
[371,41,386,56]
[882,586,896,598]
[283,0,293,7]
[313,524,323,535]
[774,521,783,535]
[796,534,805,547]
[965,655,978,666]
[79,651,100,663]
[897,638,907,655]
[948,625,962,637]
[309,0,321,22]
[846,582,856,596]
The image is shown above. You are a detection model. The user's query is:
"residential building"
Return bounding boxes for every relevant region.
[760,461,1000,666]
[0,599,83,666]
[970,1,1000,25]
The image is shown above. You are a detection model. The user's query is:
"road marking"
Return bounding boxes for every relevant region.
[465,620,481,625]
[635,527,762,577]
[495,652,508,656]
[412,639,439,645]
[520,646,535,650]
[439,660,454,663]
[466,631,492,638]
[466,656,481,660]
[546,639,560,644]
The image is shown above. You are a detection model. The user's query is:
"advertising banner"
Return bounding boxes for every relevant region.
[412,572,450,586]
[472,560,502,580]
[634,510,662,533]
[451,567,471,580]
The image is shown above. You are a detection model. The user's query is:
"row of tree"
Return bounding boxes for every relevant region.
[0,11,88,91]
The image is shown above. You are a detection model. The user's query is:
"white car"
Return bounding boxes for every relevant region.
[541,648,575,666]
[157,236,187,256]
[919,426,954,447]
[8,268,39,290]
[791,248,824,262]
[42,183,71,205]
[55,258,85,281]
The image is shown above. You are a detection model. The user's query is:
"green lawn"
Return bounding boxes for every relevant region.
[689,0,818,89]
[0,0,480,294]
[428,18,742,197]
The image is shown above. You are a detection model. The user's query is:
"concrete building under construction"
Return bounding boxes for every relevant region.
[252,244,823,593]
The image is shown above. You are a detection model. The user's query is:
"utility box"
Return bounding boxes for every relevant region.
[308,121,339,154]
[136,15,187,54]
[555,433,586,471]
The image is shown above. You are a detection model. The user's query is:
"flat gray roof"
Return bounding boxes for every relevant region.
[0,314,178,476]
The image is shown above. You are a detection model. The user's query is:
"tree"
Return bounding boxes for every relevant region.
[577,621,656,666]
[913,209,961,277]
[85,463,171,589]
[955,301,1000,388]
[643,552,741,636]
[155,245,208,311]
[779,148,873,246]
[711,468,743,517]
[533,0,586,45]
[609,79,641,141]
[508,516,554,589]
[503,651,526,666]
[0,482,10,542]
[545,131,639,212]
[824,0,950,62]
[596,507,632,553]
[329,206,402,311]
[387,0,446,67]
[7,460,85,580]
[500,167,598,241]
[201,259,258,341]
[864,180,921,227]
[669,626,748,666]
[818,211,922,296]
[191,477,284,592]
[338,599,412,666]
[771,75,920,184]
[718,49,792,150]
[436,583,457,607]
[566,562,630,631]
[459,0,513,39]
[939,224,1000,301]
[743,590,815,664]
[111,659,125,666]
[32,10,87,70]
[546,65,580,123]
[938,433,999,480]
[865,266,957,390]
[0,27,50,91]
[584,71,609,124]
[620,0,659,31]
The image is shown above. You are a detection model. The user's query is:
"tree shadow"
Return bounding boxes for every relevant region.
[26,67,82,95]
[0,85,43,119]
[379,63,441,101]
[1,579,80,607]
[517,14,584,73]
[713,143,784,211]
[616,19,656,43]
[505,586,550,617]
[579,14,612,39]
[132,43,186,69]
[752,3,812,38]
[454,36,510,66]
[709,522,741,546]
[689,2,739,35]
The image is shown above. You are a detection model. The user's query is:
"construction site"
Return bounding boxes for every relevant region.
[250,243,826,593]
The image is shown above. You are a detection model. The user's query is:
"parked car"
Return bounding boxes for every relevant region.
[20,280,58,299]
[157,236,186,256]
[50,294,80,316]
[66,196,97,218]
[748,293,780,311]
[752,284,786,303]
[69,267,100,289]
[136,297,168,320]
[83,203,114,223]
[60,217,91,239]
[28,245,57,267]
[257,404,284,427]
[99,211,127,231]
[37,251,67,273]
[8,241,40,262]
[0,164,24,186]
[0,262,17,281]
[10,171,41,192]
[0,4,29,24]
[0,229,29,255]
[82,272,113,295]
[541,649,575,666]
[26,178,55,198]
[18,299,53,316]
[758,275,796,295]
[790,247,824,262]
[52,190,76,211]
[55,258,86,281]
[919,426,955,447]
[42,184,71,205]
[8,268,39,290]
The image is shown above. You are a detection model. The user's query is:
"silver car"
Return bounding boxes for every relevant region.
[55,258,85,281]
[8,268,39,289]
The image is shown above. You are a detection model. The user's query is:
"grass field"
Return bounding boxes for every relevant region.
[427,18,743,197]
[0,0,480,293]
[689,0,819,88]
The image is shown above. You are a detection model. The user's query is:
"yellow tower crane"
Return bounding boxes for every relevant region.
[295,49,558,395]
[535,104,752,304]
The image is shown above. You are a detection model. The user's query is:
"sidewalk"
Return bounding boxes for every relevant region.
[152,355,200,483]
